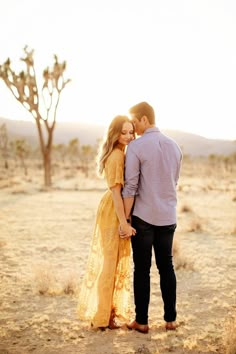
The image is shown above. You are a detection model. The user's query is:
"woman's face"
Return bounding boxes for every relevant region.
[118,122,134,146]
[130,114,145,136]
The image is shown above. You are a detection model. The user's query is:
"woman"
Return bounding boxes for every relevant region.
[77,115,136,330]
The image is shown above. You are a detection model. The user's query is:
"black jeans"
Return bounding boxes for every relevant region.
[131,215,177,324]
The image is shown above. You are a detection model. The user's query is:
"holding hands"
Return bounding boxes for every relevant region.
[119,220,136,239]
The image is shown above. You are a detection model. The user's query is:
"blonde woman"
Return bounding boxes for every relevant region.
[77,115,136,330]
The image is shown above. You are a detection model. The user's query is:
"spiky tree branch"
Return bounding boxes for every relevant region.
[0,46,71,186]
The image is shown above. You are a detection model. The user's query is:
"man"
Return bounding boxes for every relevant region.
[122,102,182,334]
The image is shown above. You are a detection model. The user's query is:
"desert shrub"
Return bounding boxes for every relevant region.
[173,239,194,270]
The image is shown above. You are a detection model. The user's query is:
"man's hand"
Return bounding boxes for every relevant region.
[119,223,136,239]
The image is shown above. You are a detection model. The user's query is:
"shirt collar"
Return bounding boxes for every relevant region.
[143,127,160,135]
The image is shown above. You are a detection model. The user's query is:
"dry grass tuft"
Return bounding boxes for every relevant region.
[207,184,214,191]
[11,187,28,195]
[33,265,61,295]
[183,336,198,350]
[7,178,22,188]
[187,219,202,232]
[62,273,79,295]
[64,172,75,179]
[173,239,194,270]
[134,345,153,354]
[0,240,7,248]
[223,311,236,354]
[180,204,192,213]
[0,180,10,189]
[229,226,236,236]
[33,264,79,296]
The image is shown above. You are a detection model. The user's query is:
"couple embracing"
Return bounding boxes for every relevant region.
[77,101,182,333]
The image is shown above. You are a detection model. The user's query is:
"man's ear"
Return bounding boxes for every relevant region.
[142,115,148,124]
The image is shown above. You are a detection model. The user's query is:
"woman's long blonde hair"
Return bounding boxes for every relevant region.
[97,115,133,176]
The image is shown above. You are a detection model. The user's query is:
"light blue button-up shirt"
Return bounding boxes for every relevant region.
[122,127,182,226]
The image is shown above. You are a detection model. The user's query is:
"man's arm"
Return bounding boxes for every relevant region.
[123,196,135,220]
[122,143,140,220]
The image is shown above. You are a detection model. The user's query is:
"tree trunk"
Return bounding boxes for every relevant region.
[35,117,53,187]
[43,149,52,187]
[20,157,28,176]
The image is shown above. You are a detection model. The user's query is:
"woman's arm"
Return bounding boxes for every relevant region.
[111,184,136,237]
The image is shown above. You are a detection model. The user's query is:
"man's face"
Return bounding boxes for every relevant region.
[130,114,145,136]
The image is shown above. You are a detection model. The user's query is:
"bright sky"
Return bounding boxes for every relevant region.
[0,0,236,140]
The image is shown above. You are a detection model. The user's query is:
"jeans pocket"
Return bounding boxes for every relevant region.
[132,216,152,231]
[166,224,177,232]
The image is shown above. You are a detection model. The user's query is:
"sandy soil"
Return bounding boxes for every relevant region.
[0,166,236,354]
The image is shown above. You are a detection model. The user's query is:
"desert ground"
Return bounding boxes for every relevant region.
[0,157,236,354]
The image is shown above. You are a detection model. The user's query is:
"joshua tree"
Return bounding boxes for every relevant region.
[67,138,80,166]
[11,138,30,176]
[0,46,70,186]
[0,123,9,169]
[80,144,96,177]
[52,143,67,165]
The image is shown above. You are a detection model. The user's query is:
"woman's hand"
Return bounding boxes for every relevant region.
[110,184,136,239]
[119,223,136,239]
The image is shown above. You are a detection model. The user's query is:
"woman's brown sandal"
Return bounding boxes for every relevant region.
[108,308,121,329]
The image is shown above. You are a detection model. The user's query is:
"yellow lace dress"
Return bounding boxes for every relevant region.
[77,148,131,327]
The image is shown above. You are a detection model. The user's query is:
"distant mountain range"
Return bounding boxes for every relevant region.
[0,117,235,157]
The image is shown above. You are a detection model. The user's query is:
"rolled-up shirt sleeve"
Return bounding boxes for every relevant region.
[122,143,140,198]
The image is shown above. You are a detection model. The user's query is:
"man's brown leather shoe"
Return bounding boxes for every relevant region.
[165,322,177,330]
[127,320,149,334]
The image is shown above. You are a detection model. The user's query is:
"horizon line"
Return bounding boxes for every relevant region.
[0,115,235,142]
